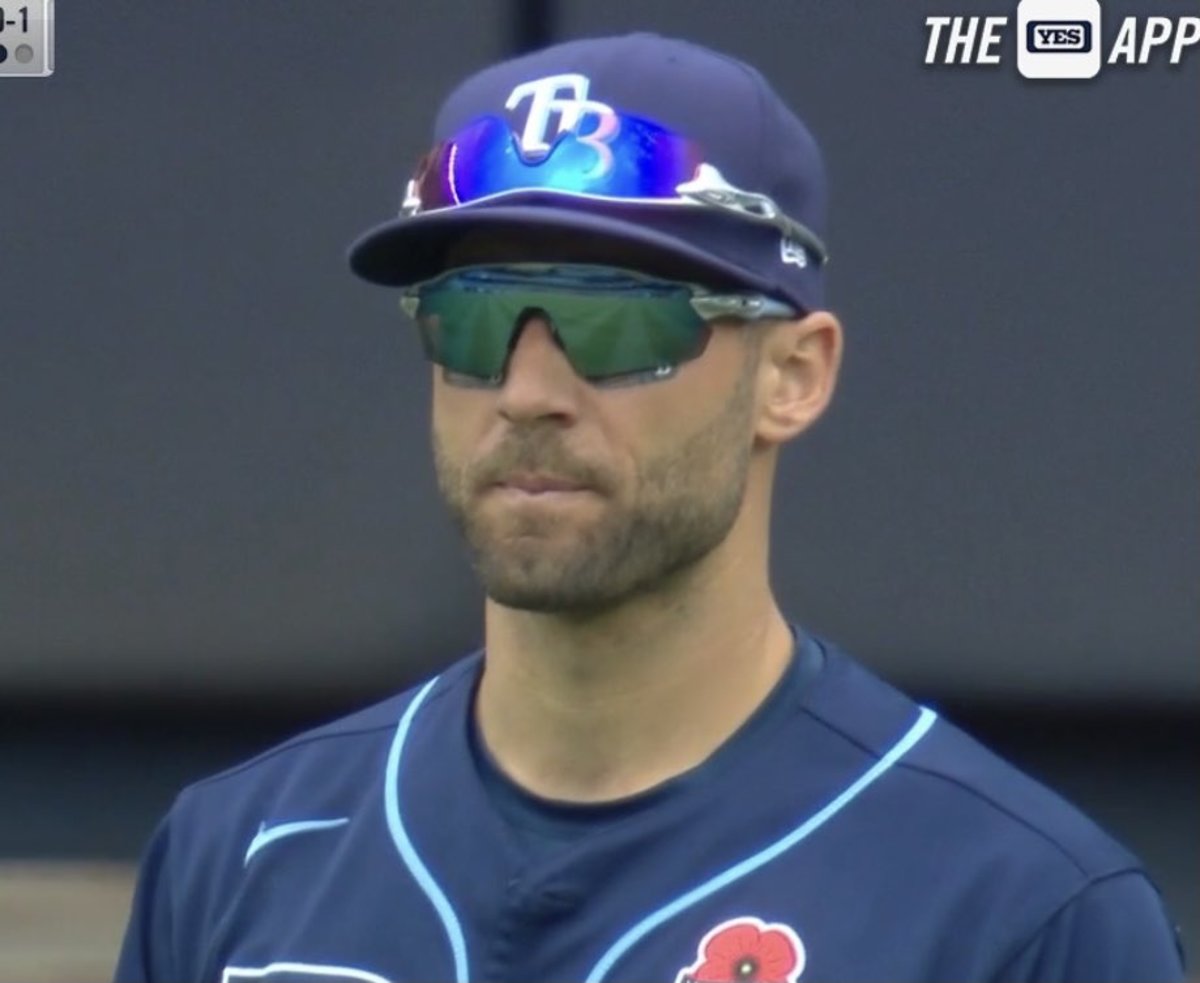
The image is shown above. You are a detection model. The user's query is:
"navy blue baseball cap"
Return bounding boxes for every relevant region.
[348,33,829,313]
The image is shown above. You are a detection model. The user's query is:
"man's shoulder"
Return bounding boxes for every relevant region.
[172,650,482,819]
[808,640,1141,881]
[788,637,1182,982]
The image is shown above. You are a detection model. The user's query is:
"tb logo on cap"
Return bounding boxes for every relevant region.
[506,74,619,171]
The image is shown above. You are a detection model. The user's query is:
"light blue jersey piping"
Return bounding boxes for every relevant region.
[583,705,938,981]
[385,674,937,983]
[383,675,469,983]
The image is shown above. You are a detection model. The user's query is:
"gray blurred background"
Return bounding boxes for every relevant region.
[1,0,1196,976]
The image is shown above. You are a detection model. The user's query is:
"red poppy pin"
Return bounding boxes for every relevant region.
[676,916,807,983]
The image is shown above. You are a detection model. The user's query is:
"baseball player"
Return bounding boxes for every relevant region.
[114,33,1184,983]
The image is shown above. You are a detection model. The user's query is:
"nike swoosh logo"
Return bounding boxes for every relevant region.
[243,817,350,866]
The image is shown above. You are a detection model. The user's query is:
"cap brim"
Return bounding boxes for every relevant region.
[347,202,780,297]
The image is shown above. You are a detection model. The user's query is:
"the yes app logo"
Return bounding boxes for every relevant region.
[1018,0,1102,78]
[1027,22,1091,52]
[924,0,1200,75]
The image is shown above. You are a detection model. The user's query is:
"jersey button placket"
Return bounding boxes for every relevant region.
[482,875,583,982]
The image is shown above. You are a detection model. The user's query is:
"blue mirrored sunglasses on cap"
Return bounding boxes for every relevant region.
[402,113,829,267]
[399,264,798,387]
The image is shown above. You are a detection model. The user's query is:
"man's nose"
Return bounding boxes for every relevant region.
[495,314,582,421]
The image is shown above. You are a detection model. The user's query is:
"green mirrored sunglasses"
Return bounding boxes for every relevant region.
[398,264,799,387]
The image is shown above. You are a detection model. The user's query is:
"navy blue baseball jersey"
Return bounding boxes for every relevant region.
[114,631,1184,982]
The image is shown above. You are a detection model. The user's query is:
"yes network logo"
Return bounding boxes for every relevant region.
[924,0,1200,79]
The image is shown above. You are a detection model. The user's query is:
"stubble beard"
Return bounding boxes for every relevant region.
[432,371,756,616]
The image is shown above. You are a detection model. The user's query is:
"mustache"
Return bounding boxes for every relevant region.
[469,432,612,493]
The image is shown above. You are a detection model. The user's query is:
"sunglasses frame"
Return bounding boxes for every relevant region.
[399,263,799,388]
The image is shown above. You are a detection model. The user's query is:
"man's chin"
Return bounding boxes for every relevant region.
[482,583,616,616]
[475,559,623,615]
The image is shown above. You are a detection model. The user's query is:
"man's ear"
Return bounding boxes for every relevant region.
[753,310,843,446]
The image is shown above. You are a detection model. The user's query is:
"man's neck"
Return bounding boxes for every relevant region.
[473,560,794,804]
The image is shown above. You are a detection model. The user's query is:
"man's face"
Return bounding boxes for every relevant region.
[428,233,763,615]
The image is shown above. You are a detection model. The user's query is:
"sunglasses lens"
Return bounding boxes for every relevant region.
[412,289,513,381]
[547,294,707,380]
[407,272,709,383]
[415,115,704,210]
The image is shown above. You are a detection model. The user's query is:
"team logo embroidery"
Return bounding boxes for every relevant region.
[676,917,806,983]
[504,73,619,174]
[779,236,808,269]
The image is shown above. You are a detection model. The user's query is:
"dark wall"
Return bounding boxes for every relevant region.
[1,1,1196,702]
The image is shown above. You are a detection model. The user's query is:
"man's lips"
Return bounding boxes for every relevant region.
[491,472,590,494]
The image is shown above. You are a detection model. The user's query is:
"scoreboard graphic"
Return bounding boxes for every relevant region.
[0,0,53,77]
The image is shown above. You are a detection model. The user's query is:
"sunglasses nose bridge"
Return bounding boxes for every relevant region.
[500,308,581,392]
[510,305,561,345]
